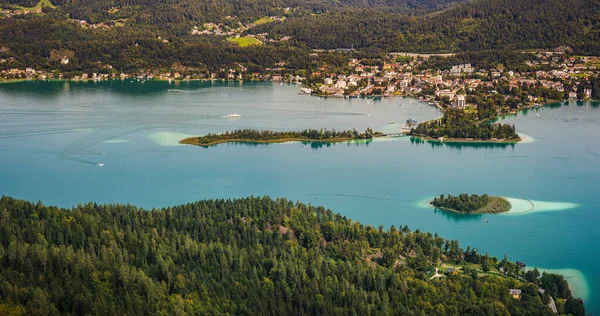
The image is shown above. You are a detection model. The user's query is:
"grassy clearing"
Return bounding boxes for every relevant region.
[16,0,56,12]
[464,106,478,115]
[481,196,512,213]
[228,36,263,47]
[253,17,275,25]
[570,73,588,78]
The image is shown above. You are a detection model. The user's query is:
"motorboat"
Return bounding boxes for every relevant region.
[225,113,241,118]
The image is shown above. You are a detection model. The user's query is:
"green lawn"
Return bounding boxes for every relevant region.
[570,73,588,78]
[228,37,263,47]
[464,106,478,115]
[253,17,275,25]
[16,0,56,12]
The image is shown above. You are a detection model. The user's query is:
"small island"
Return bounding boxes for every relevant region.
[410,109,521,143]
[431,194,511,214]
[180,128,384,147]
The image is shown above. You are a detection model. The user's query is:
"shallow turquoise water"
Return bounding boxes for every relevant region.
[1,81,599,312]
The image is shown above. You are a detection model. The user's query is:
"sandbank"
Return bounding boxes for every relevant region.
[149,132,194,146]
[102,139,130,144]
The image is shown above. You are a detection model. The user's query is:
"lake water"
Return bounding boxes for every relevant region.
[1,80,599,312]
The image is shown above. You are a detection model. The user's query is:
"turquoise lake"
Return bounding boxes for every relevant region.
[1,80,599,312]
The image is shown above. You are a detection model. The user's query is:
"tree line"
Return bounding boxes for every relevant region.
[431,194,490,213]
[194,128,378,144]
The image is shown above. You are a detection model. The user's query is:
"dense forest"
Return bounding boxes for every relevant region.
[0,0,598,74]
[431,194,510,214]
[432,194,491,213]
[410,108,519,140]
[253,0,600,53]
[0,195,586,315]
[185,128,380,146]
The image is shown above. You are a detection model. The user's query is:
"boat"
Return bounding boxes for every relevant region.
[484,220,488,223]
[390,120,395,124]
[97,163,106,167]
[225,113,241,118]
[536,114,540,117]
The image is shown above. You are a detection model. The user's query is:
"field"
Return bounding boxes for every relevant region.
[16,0,56,12]
[570,73,588,78]
[228,37,263,47]
[253,17,275,25]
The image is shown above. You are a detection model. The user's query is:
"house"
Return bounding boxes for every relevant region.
[271,74,282,81]
[584,88,592,99]
[435,89,455,100]
[444,268,457,276]
[324,77,334,85]
[61,57,69,65]
[516,261,526,269]
[335,80,347,89]
[509,289,522,299]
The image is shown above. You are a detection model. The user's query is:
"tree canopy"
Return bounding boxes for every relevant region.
[0,195,580,315]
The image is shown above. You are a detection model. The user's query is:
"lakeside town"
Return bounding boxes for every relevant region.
[3,48,599,114]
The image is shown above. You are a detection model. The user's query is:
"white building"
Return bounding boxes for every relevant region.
[335,80,347,89]
[453,95,466,109]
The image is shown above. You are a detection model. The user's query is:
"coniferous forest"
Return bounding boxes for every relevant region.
[0,195,587,315]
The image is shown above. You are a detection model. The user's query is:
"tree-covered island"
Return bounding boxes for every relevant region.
[180,128,383,147]
[431,194,512,214]
[410,109,520,143]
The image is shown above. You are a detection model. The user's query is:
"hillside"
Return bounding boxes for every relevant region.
[0,0,598,74]
[0,195,585,314]
[253,0,600,53]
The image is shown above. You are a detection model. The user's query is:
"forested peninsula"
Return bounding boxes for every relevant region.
[0,195,586,315]
[180,128,383,147]
[431,194,511,214]
[410,109,520,143]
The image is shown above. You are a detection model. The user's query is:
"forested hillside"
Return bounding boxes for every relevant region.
[255,0,600,53]
[0,195,585,315]
[0,0,598,74]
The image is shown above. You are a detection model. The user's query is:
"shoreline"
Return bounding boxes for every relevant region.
[411,135,522,144]
[502,197,579,215]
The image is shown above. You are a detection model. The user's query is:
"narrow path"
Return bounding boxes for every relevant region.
[548,293,558,314]
[429,267,444,280]
[539,287,558,314]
